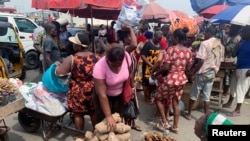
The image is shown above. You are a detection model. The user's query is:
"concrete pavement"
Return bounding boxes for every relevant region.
[2,69,250,141]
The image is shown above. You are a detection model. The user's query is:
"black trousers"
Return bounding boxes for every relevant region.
[93,90,123,123]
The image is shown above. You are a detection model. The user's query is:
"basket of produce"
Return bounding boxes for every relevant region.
[0,78,20,106]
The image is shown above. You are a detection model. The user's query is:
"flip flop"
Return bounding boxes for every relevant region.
[131,125,142,132]
[223,103,232,108]
[183,113,191,120]
[170,127,179,134]
[227,112,240,117]
[245,95,250,99]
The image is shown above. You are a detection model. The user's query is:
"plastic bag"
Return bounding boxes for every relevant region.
[33,83,67,116]
[115,0,149,30]
[123,100,136,119]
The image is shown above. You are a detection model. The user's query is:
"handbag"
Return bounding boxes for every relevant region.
[122,55,133,104]
[123,100,136,119]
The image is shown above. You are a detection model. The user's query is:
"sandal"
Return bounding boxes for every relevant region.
[75,137,84,141]
[170,127,179,134]
[131,125,142,132]
[183,113,191,120]
[227,111,240,117]
[156,122,171,131]
[223,103,232,108]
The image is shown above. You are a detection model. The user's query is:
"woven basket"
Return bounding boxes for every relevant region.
[181,83,201,110]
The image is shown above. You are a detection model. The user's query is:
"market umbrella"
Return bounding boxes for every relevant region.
[47,0,122,20]
[32,0,48,9]
[211,5,250,26]
[141,2,169,20]
[160,9,178,23]
[32,0,122,20]
[200,4,229,19]
[193,16,204,25]
[173,10,189,19]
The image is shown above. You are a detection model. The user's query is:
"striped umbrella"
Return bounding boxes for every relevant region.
[211,5,250,26]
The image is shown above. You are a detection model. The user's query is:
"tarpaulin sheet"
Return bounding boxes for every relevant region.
[85,0,122,9]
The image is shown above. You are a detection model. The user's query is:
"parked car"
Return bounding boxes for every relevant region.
[0,21,26,79]
[0,13,39,70]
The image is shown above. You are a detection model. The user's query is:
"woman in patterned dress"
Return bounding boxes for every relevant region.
[55,33,100,141]
[151,27,193,134]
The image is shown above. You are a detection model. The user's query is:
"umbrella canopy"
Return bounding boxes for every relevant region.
[161,9,178,23]
[0,7,16,13]
[32,0,48,9]
[142,2,169,20]
[32,0,122,20]
[211,5,250,26]
[173,10,189,19]
[193,16,204,25]
[200,4,229,19]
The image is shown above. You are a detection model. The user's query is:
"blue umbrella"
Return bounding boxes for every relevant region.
[211,5,250,26]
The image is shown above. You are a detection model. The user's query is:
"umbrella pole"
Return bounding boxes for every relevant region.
[90,6,96,54]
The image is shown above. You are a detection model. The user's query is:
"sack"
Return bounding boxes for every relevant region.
[42,63,68,94]
[123,100,136,119]
[122,76,133,104]
[170,18,199,37]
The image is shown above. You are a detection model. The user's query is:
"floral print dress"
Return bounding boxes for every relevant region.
[156,46,192,106]
[67,54,100,114]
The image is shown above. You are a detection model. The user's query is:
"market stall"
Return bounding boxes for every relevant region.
[0,78,25,141]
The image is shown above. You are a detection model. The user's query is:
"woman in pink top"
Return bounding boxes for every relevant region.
[93,43,131,130]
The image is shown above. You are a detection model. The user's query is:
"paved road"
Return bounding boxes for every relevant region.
[2,69,250,141]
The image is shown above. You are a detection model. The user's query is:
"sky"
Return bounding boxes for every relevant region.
[4,0,197,16]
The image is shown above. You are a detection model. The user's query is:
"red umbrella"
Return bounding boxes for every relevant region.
[173,10,189,19]
[0,7,16,13]
[200,4,229,19]
[48,0,122,20]
[32,0,122,20]
[32,0,48,9]
[142,2,169,20]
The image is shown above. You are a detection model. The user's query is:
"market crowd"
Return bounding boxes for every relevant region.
[32,17,250,141]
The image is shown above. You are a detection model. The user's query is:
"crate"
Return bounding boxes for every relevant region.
[0,96,25,120]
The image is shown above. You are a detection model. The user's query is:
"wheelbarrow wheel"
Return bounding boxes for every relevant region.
[0,133,8,141]
[18,110,41,132]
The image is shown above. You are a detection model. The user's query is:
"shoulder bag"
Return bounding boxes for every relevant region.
[122,55,133,105]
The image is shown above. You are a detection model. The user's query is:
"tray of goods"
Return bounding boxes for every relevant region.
[0,78,24,120]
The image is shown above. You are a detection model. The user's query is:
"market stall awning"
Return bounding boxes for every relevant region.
[31,0,122,20]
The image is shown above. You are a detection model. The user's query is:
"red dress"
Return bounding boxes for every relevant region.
[156,46,193,106]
